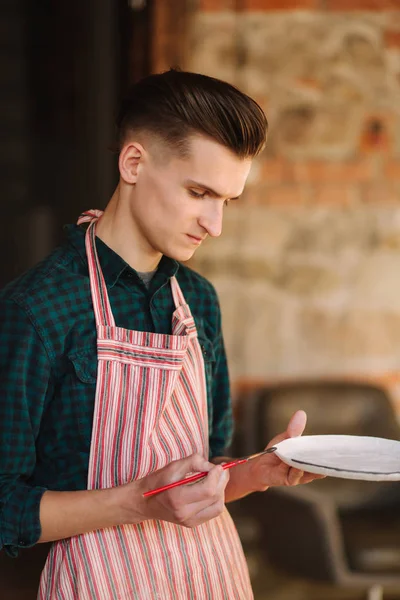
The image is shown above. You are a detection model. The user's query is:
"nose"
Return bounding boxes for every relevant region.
[198,203,223,238]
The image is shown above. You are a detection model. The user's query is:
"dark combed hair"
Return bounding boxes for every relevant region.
[116,69,268,159]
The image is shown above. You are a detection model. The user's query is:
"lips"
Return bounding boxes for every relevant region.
[187,234,204,244]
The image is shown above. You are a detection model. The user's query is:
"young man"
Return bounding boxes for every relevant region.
[0,70,320,599]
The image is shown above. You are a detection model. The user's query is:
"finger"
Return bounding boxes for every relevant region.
[163,453,212,483]
[198,464,229,497]
[265,410,308,450]
[214,466,230,494]
[172,467,228,521]
[300,472,326,484]
[286,410,307,438]
[186,497,226,527]
[175,464,228,505]
[182,453,213,474]
[287,467,304,486]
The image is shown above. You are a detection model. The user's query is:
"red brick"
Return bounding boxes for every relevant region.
[252,95,269,111]
[198,0,236,10]
[359,115,391,154]
[385,161,400,181]
[295,78,321,91]
[362,182,400,203]
[385,29,400,48]
[291,160,373,184]
[151,0,188,72]
[260,158,288,184]
[251,184,310,205]
[243,0,318,8]
[327,0,398,9]
[199,0,318,9]
[313,185,356,205]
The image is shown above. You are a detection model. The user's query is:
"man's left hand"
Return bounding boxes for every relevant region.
[248,410,325,491]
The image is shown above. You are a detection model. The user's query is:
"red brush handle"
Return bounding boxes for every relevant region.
[143,458,247,498]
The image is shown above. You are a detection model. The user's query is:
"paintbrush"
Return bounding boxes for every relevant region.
[143,447,277,498]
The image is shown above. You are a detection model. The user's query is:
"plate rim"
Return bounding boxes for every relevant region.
[274,434,400,481]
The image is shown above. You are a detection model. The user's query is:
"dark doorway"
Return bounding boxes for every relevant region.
[0,0,152,287]
[0,1,151,597]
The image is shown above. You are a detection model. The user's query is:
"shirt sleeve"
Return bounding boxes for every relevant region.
[0,296,52,557]
[208,298,234,459]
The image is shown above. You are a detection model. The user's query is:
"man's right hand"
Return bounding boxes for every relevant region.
[123,454,229,528]
[38,454,229,544]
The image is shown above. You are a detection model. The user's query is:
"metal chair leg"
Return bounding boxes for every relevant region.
[367,584,383,600]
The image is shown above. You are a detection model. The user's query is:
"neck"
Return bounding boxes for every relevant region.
[95,185,162,272]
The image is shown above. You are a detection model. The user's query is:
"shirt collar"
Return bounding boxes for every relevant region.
[64,223,179,288]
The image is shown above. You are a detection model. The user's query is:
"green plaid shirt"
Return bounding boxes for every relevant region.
[0,224,232,557]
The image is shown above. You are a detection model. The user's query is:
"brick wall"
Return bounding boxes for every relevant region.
[179,0,400,407]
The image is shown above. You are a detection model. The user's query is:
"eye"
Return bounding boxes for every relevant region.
[189,189,207,199]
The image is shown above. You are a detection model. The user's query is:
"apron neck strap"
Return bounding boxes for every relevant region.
[77,210,189,326]
[77,209,104,226]
[170,276,187,309]
[78,210,116,328]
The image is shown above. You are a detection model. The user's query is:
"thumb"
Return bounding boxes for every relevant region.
[266,410,307,449]
[166,453,212,480]
[287,409,307,438]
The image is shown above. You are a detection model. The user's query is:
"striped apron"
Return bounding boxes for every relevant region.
[38,210,253,599]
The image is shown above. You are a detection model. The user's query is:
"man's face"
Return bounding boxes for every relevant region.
[129,134,252,262]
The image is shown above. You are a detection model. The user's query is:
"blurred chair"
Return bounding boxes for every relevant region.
[233,380,400,600]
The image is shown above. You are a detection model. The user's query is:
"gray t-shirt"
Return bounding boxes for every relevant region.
[137,269,157,289]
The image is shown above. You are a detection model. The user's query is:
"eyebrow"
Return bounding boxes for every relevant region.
[184,179,242,200]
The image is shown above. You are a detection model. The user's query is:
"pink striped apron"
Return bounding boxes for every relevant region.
[38,210,253,599]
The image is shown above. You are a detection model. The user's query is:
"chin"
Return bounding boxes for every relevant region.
[166,247,197,262]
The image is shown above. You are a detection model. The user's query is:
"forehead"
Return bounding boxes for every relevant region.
[170,135,252,196]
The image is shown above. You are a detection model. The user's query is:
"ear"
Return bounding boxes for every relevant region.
[119,142,145,184]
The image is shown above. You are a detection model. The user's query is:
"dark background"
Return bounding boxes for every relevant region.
[0,2,151,594]
[0,0,152,287]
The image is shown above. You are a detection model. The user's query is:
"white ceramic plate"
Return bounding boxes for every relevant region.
[273,435,400,481]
